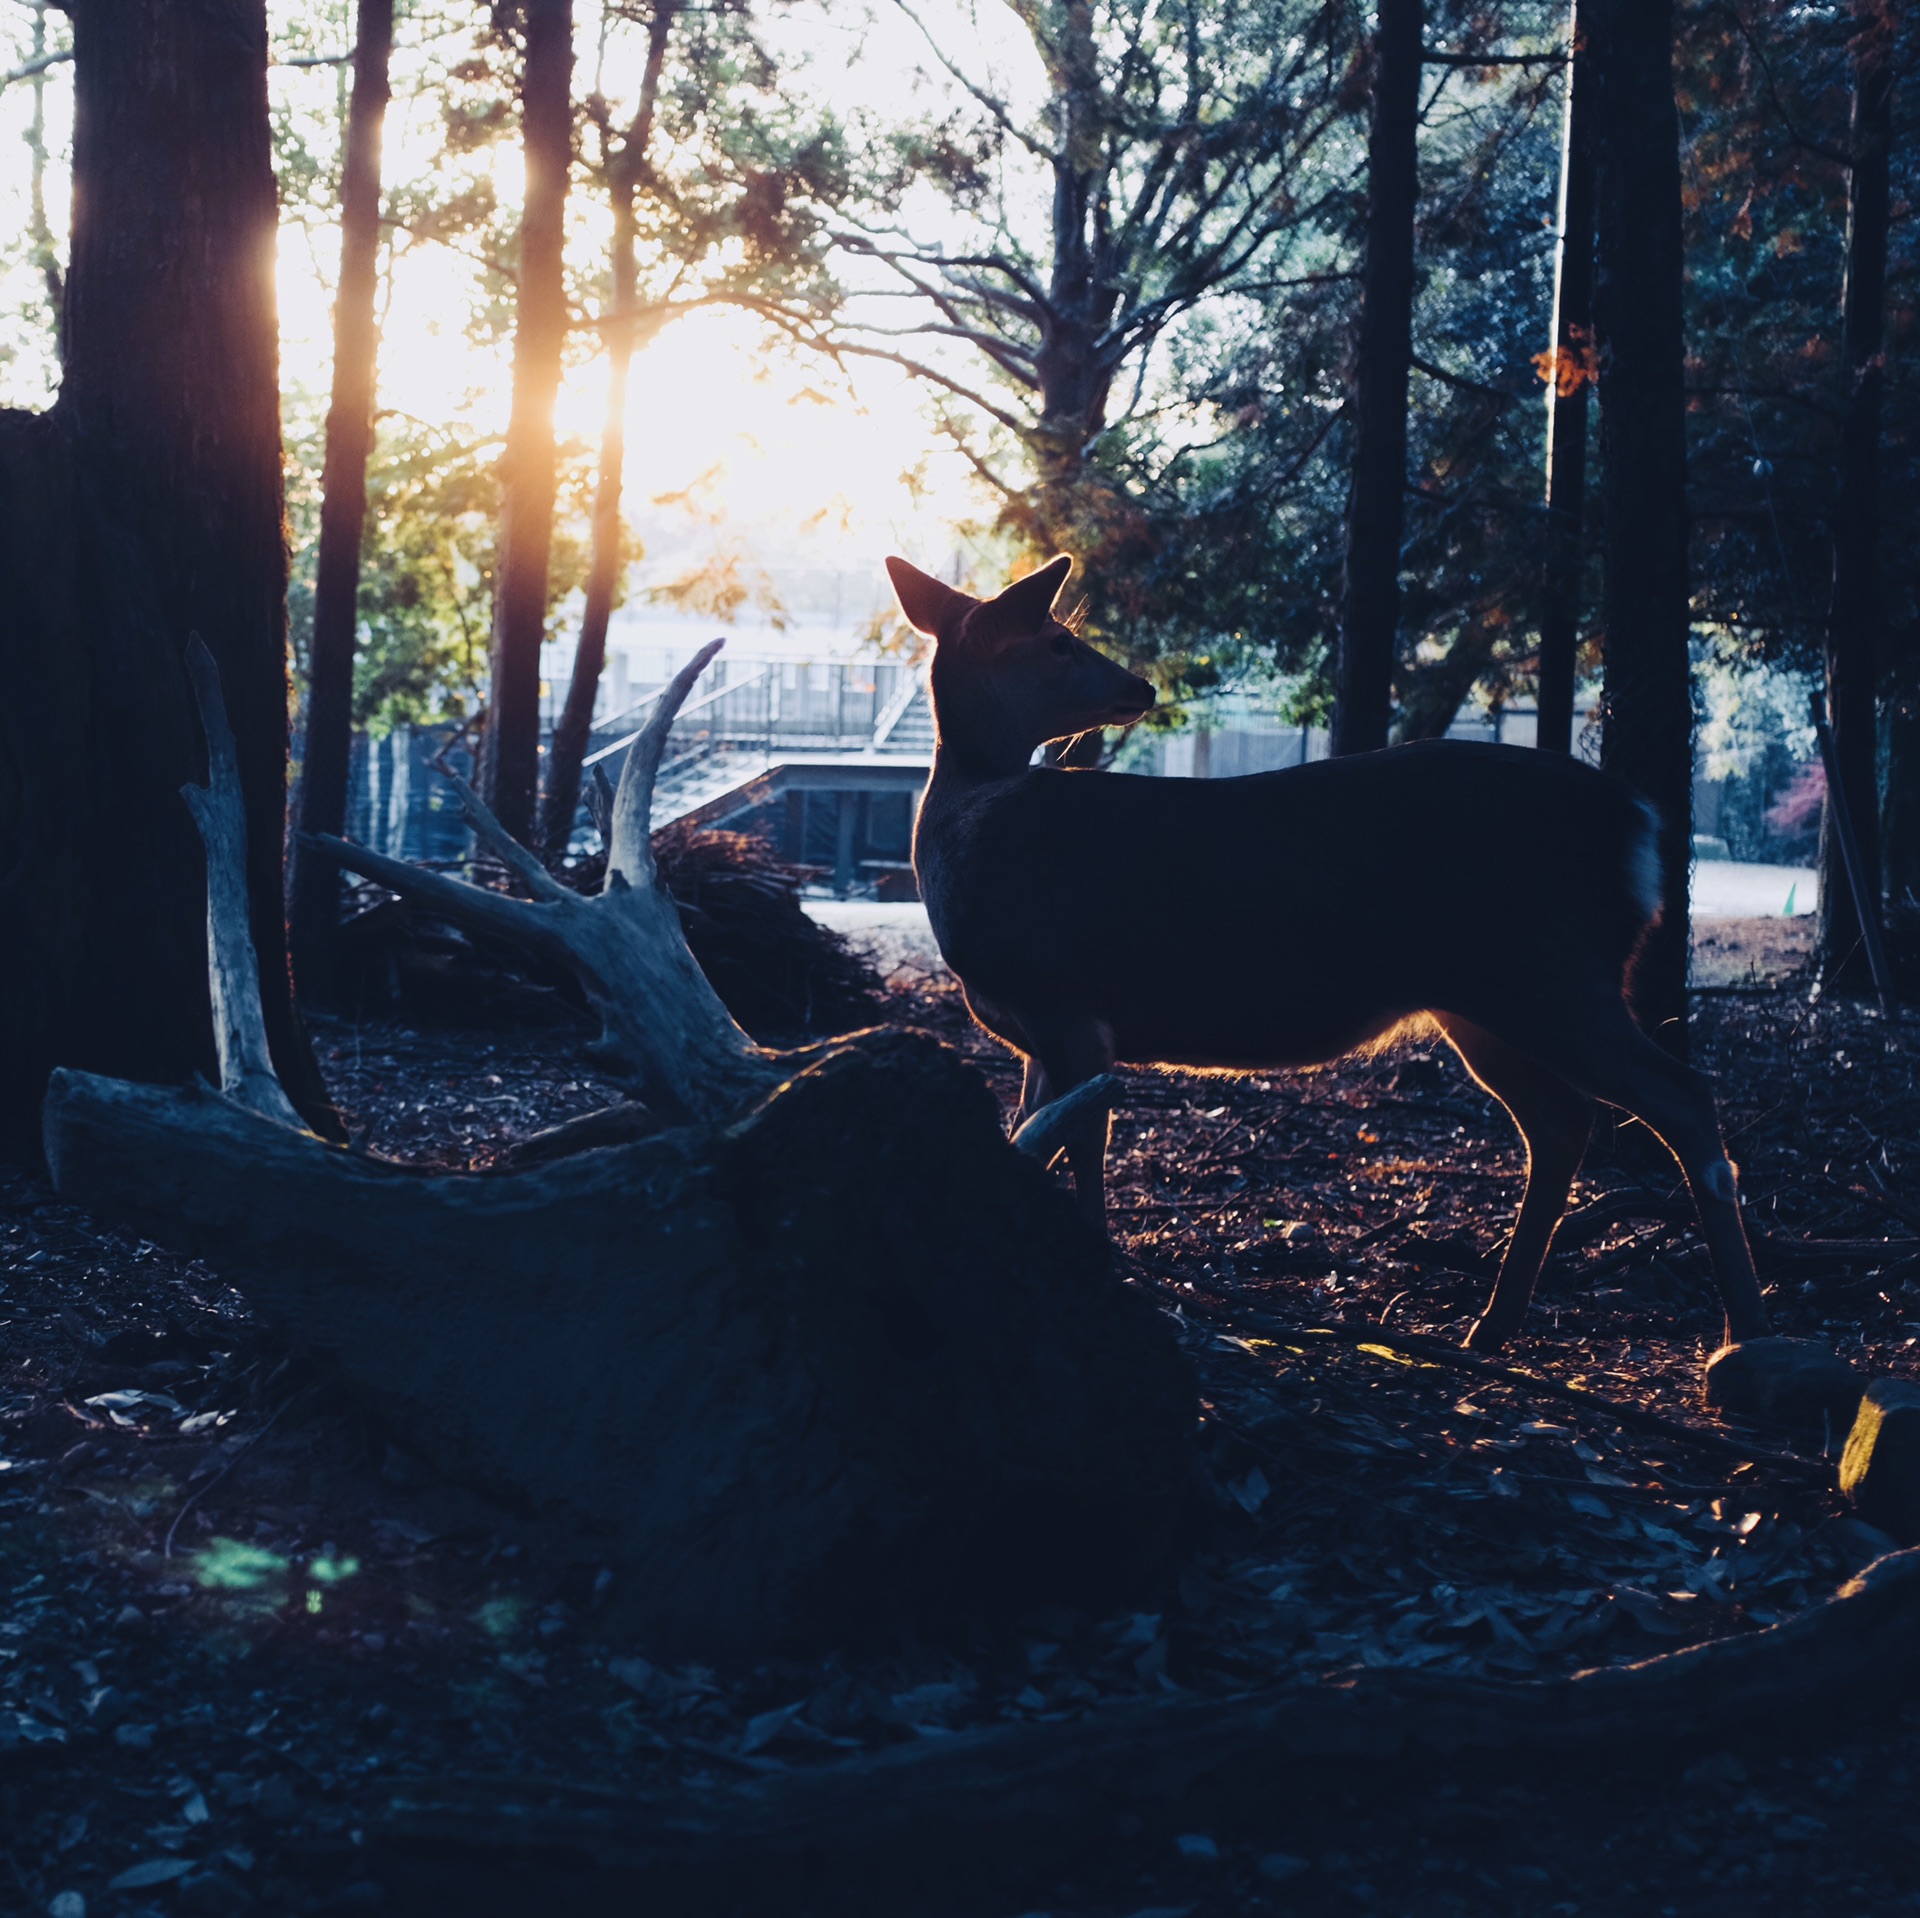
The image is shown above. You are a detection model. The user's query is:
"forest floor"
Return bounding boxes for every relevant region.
[6,913,1920,1918]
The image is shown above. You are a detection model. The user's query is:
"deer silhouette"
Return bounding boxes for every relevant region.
[888,552,1769,1352]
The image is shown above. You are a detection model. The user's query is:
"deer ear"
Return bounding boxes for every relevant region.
[987,554,1074,628]
[886,557,975,640]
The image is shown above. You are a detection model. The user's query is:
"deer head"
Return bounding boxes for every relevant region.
[887,556,1155,777]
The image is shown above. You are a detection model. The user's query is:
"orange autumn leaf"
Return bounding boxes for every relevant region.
[1533,325,1600,397]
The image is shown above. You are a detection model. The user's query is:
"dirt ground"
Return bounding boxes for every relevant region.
[7,916,1920,1917]
[1690,915,1817,990]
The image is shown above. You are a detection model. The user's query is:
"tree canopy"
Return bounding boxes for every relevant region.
[0,0,1909,751]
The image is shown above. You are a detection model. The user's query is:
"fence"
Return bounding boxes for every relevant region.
[581,655,925,776]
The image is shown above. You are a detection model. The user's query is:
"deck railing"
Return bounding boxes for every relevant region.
[345,656,931,864]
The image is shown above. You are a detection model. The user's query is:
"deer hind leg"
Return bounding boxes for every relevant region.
[1434,1016,1596,1352]
[1502,998,1770,1347]
[1021,1015,1118,1228]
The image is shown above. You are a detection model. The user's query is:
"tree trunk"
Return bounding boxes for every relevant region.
[1536,0,1597,757]
[1392,620,1497,743]
[1884,653,1920,913]
[0,0,323,1154]
[1332,0,1422,759]
[1819,0,1894,989]
[1592,0,1693,1051]
[288,0,396,1002]
[540,3,675,860]
[1007,1,1123,561]
[482,0,575,846]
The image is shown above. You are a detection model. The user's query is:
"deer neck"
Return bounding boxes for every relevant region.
[928,655,1035,787]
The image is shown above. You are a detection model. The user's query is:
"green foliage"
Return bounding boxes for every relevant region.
[346,419,597,734]
[1696,646,1821,861]
[611,7,848,324]
[351,419,502,733]
[10,0,1909,767]
[840,0,1574,727]
[285,407,599,736]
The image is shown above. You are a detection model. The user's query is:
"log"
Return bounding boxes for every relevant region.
[45,1033,1195,1655]
[374,1546,1920,1914]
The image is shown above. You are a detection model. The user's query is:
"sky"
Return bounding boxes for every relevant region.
[0,0,1036,628]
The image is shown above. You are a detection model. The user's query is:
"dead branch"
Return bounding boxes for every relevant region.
[306,640,781,1124]
[178,636,304,1131]
[1012,1074,1123,1161]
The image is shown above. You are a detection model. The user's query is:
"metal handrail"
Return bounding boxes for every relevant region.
[870,671,923,748]
[582,661,768,769]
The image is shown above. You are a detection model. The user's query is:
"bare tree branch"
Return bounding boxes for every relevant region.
[0,44,65,86]
[887,0,1051,160]
[1422,45,1566,67]
[1410,352,1525,406]
[718,294,1036,436]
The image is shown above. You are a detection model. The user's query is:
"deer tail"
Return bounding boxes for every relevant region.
[1623,794,1662,925]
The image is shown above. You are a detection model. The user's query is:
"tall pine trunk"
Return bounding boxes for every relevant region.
[1023,1,1119,556]
[0,0,324,1151]
[1592,0,1693,1051]
[540,3,674,860]
[1332,0,1422,758]
[288,0,395,1001]
[1884,668,1920,910]
[1819,0,1894,987]
[483,0,574,847]
[1536,0,1597,756]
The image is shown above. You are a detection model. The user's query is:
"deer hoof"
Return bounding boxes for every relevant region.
[1463,1315,1516,1354]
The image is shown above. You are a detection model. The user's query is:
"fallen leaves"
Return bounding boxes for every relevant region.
[1,954,1915,1911]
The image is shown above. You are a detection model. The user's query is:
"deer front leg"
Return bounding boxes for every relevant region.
[1022,1016,1118,1229]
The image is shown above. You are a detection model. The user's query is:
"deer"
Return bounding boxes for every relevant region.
[886,552,1772,1354]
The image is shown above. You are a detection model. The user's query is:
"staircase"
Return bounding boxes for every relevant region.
[879,686,934,755]
[633,679,936,831]
[650,746,776,828]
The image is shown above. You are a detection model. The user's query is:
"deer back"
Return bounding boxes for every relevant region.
[915,742,1658,1072]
